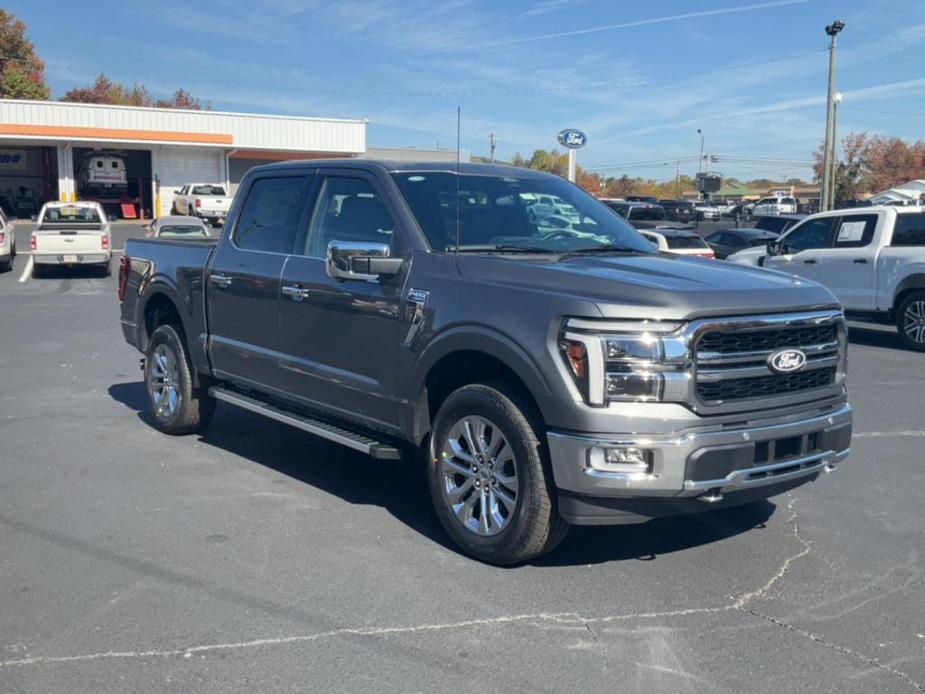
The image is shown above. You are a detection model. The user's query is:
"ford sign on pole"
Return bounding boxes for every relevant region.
[557,129,587,182]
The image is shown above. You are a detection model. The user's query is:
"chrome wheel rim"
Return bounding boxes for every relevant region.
[903,301,925,344]
[440,415,518,537]
[148,344,180,420]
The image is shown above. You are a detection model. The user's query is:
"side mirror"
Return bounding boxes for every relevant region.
[766,240,783,256]
[326,240,402,282]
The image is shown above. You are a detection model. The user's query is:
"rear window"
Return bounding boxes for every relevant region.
[191,185,226,196]
[158,224,208,238]
[891,214,925,246]
[41,206,102,224]
[629,206,666,221]
[667,236,709,250]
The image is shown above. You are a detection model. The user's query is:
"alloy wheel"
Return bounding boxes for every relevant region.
[440,415,519,537]
[148,343,181,420]
[903,300,925,345]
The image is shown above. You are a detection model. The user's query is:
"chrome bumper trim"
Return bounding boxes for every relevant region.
[547,403,852,498]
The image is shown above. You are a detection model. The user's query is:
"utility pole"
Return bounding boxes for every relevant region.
[676,159,681,198]
[697,129,705,175]
[828,93,842,209]
[488,133,497,164]
[821,19,845,212]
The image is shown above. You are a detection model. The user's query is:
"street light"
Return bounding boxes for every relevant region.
[697,128,705,174]
[821,19,845,212]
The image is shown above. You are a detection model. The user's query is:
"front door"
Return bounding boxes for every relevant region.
[819,213,880,310]
[207,173,313,391]
[764,215,836,284]
[277,171,408,431]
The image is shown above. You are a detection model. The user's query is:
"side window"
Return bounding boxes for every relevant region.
[724,233,746,248]
[891,215,925,246]
[833,214,877,248]
[233,176,310,254]
[782,217,835,253]
[302,176,395,259]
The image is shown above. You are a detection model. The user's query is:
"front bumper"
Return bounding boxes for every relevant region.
[547,403,852,522]
[34,253,110,265]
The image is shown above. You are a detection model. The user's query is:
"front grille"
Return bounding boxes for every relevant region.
[694,318,842,404]
[697,367,835,402]
[698,325,837,354]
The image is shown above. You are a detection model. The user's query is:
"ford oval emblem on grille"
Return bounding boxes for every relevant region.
[768,348,806,374]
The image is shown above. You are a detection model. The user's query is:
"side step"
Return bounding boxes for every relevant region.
[209,387,402,460]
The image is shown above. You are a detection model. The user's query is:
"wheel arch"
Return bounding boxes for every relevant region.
[411,327,559,446]
[893,274,925,311]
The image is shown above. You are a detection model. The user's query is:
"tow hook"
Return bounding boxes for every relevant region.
[699,488,724,503]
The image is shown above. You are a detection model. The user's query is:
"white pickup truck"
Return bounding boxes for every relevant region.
[172,184,231,225]
[31,201,112,277]
[728,206,925,350]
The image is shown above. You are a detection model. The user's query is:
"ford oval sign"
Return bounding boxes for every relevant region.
[557,129,587,149]
[768,348,807,374]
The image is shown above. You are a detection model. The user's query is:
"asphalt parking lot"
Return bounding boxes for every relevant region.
[1,222,924,694]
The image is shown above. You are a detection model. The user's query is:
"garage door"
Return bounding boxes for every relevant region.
[156,147,223,216]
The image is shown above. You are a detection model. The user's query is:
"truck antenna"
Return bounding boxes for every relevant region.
[455,106,461,255]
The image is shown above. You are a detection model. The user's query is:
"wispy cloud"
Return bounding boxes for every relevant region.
[430,0,814,52]
[524,0,580,17]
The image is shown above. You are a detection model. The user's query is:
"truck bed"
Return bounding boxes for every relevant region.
[120,236,217,361]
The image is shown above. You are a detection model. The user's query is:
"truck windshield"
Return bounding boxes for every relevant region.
[41,206,102,224]
[391,171,653,254]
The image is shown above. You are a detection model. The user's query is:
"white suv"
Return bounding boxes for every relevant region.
[752,196,798,216]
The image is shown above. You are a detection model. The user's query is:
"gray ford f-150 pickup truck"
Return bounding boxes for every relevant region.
[119,160,853,565]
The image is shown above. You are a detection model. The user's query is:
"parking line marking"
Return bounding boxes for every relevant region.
[18,255,33,283]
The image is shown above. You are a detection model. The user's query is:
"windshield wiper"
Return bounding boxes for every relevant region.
[454,244,557,254]
[561,244,643,256]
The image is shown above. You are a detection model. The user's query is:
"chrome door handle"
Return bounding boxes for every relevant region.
[281,285,310,302]
[209,273,233,288]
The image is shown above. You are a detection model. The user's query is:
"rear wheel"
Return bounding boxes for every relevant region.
[144,324,215,434]
[897,291,925,352]
[428,383,568,565]
[0,255,9,272]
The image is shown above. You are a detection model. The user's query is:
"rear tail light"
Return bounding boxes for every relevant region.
[118,255,130,302]
[30,233,36,251]
[101,235,110,250]
[195,198,202,208]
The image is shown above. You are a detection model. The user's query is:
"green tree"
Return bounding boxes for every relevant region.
[0,10,50,100]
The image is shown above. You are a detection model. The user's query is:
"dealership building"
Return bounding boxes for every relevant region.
[0,99,375,219]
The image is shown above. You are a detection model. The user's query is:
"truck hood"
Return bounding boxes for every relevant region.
[456,252,840,320]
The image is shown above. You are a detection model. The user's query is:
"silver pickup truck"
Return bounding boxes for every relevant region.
[119,160,853,565]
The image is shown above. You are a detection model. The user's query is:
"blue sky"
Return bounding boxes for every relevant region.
[13,0,925,182]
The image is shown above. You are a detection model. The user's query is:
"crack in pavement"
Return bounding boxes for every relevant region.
[2,495,923,693]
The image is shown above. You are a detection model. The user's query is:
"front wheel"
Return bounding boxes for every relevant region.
[897,291,925,352]
[428,383,568,565]
[144,324,215,434]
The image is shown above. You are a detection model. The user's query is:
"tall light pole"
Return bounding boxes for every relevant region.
[697,128,705,175]
[821,19,845,212]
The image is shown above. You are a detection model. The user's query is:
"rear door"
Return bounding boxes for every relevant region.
[276,170,408,429]
[206,173,314,391]
[764,215,836,283]
[819,212,881,310]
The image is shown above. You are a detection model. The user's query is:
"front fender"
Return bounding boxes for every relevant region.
[411,324,563,424]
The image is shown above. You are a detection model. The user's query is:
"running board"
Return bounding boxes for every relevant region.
[209,387,402,460]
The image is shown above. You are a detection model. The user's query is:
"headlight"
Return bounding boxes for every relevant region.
[561,319,689,405]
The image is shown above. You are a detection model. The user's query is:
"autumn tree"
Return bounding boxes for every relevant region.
[61,73,208,110]
[0,10,50,100]
[813,133,925,199]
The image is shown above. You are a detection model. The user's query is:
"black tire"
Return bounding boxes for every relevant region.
[0,257,9,272]
[101,260,111,278]
[896,291,925,352]
[31,262,43,278]
[144,324,215,435]
[428,383,569,565]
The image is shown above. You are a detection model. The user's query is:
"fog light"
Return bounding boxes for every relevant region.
[588,446,652,474]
